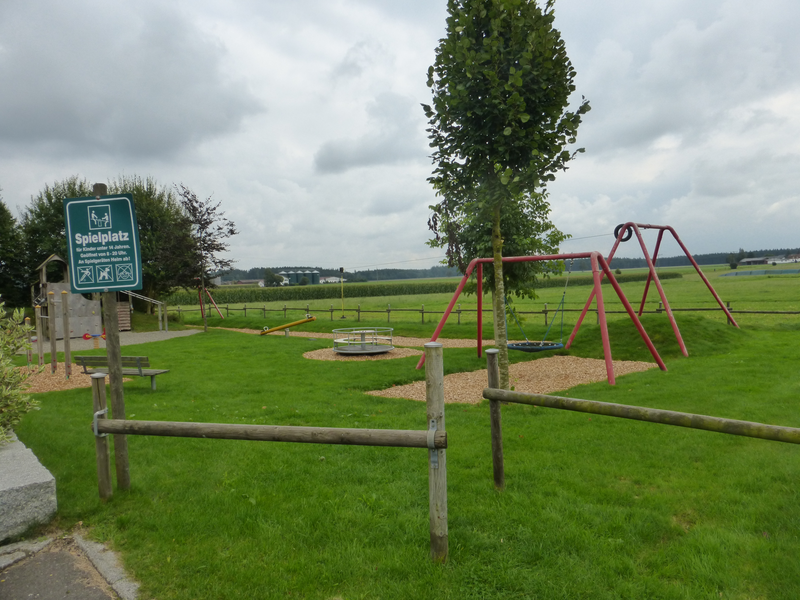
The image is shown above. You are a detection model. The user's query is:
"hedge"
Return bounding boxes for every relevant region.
[166,272,682,306]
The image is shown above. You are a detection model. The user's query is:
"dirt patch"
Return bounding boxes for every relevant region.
[18,363,130,394]
[367,355,657,404]
[303,347,423,361]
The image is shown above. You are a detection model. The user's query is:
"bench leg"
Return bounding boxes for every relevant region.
[151,375,156,391]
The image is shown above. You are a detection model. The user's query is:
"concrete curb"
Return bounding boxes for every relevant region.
[75,534,140,600]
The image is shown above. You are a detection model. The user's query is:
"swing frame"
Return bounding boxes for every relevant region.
[570,223,739,358]
[416,251,667,386]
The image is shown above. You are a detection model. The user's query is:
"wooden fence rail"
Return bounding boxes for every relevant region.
[96,419,447,448]
[482,349,800,490]
[91,342,448,562]
[171,302,800,327]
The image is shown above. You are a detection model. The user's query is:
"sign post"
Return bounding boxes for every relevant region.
[65,185,142,491]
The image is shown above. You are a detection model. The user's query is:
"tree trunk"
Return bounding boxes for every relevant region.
[491,290,501,346]
[490,205,510,390]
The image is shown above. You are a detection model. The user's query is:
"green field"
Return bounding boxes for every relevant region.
[13,268,800,599]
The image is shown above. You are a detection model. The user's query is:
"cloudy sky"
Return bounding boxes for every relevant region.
[2,0,799,271]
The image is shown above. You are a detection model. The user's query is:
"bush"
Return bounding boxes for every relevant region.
[0,298,39,445]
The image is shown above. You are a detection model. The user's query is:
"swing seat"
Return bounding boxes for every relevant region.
[507,341,564,353]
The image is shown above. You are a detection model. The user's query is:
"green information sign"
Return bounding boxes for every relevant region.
[64,194,142,293]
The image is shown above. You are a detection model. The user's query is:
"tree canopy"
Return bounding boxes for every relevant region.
[423,0,589,387]
[19,175,200,304]
[0,193,29,307]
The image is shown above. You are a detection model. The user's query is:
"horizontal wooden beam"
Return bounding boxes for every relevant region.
[483,388,800,445]
[95,419,447,449]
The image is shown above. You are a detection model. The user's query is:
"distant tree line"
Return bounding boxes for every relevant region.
[221,265,461,284]
[0,176,236,309]
[570,248,800,272]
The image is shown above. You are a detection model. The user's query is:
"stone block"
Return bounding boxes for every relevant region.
[0,435,57,542]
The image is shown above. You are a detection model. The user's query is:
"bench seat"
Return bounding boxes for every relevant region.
[76,355,169,391]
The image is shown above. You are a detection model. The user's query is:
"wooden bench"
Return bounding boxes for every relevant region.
[76,356,169,391]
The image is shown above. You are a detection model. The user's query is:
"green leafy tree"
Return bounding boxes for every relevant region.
[20,176,93,285]
[423,0,589,388]
[175,184,238,332]
[20,176,197,307]
[264,268,284,286]
[0,193,29,307]
[108,176,198,308]
[0,298,39,445]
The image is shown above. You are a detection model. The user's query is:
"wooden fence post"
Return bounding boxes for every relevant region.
[164,304,169,332]
[61,291,71,379]
[357,304,361,322]
[91,373,113,500]
[425,342,448,563]
[457,303,461,325]
[421,304,425,324]
[34,305,44,367]
[543,303,548,326]
[47,292,57,373]
[387,304,391,323]
[486,349,504,490]
[24,317,33,367]
[102,292,130,491]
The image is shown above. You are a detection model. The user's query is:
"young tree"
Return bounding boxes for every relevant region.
[0,193,29,307]
[0,298,38,445]
[423,0,589,388]
[175,185,238,332]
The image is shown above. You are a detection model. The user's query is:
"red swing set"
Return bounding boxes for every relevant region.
[417,224,737,386]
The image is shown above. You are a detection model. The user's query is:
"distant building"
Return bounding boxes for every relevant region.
[738,257,768,265]
[320,276,346,284]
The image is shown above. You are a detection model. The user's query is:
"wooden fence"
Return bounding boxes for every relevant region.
[481,349,800,490]
[91,343,449,562]
[172,302,800,326]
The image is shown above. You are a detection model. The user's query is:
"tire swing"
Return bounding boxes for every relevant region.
[506,260,573,353]
[614,223,633,242]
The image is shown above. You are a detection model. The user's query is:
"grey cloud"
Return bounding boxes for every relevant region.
[332,41,384,80]
[313,92,425,173]
[0,2,263,159]
[568,3,800,156]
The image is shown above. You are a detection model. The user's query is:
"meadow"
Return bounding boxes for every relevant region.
[14,265,800,599]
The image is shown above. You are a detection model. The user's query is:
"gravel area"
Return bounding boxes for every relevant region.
[228,327,493,348]
[303,347,423,361]
[367,355,657,404]
[19,363,132,394]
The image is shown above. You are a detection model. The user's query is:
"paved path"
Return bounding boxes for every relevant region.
[25,329,200,355]
[0,535,138,599]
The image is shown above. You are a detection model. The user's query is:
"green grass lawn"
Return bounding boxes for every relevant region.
[14,292,800,599]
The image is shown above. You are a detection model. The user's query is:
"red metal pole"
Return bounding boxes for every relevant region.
[416,260,479,370]
[591,253,616,385]
[663,226,739,328]
[597,256,667,371]
[638,228,665,316]
[205,288,225,319]
[630,226,688,357]
[198,288,205,320]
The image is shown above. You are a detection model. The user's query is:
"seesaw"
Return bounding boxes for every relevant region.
[260,315,316,335]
